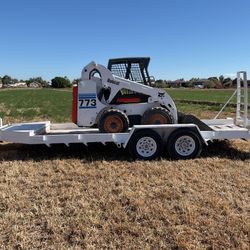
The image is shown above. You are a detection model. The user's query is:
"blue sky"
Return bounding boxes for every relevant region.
[0,0,250,81]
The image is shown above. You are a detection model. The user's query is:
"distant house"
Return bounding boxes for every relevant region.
[172,79,185,88]
[193,79,208,89]
[0,83,2,88]
[7,82,27,88]
[29,81,42,88]
[166,79,185,88]
[194,83,205,89]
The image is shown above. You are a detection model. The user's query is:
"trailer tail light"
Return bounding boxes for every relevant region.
[72,85,78,124]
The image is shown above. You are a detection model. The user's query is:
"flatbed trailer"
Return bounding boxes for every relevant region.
[0,72,249,160]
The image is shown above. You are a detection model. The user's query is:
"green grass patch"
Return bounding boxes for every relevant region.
[175,101,234,118]
[0,89,72,123]
[166,88,250,103]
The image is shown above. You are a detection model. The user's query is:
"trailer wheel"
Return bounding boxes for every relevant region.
[167,129,202,160]
[128,129,163,160]
[142,107,173,125]
[98,109,129,133]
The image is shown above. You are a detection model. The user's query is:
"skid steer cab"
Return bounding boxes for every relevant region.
[72,60,178,133]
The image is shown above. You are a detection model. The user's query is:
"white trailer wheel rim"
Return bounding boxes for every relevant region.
[174,135,196,157]
[136,136,157,158]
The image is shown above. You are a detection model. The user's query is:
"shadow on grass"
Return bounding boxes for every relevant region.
[0,143,130,162]
[201,140,250,161]
[0,140,249,162]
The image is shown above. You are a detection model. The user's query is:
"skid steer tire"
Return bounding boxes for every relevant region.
[141,107,173,125]
[178,112,213,131]
[98,109,129,133]
[127,129,163,160]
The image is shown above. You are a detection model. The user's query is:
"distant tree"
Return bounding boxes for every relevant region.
[51,76,71,88]
[155,79,166,88]
[181,81,188,88]
[232,78,237,87]
[205,80,216,89]
[218,75,224,88]
[2,75,12,86]
[27,77,48,87]
[219,75,224,84]
[164,82,171,88]
[189,78,200,83]
[12,78,18,84]
[222,77,232,88]
[232,78,250,87]
[182,81,193,88]
[232,78,244,87]
[72,78,81,85]
[207,77,217,82]
[208,77,223,89]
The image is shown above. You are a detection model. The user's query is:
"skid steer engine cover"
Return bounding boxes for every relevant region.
[77,78,106,127]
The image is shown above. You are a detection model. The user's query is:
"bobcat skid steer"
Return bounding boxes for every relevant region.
[72,58,178,133]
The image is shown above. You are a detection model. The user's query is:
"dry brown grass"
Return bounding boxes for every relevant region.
[0,140,249,249]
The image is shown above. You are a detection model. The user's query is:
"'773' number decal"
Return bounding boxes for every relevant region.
[79,98,96,108]
[78,93,97,109]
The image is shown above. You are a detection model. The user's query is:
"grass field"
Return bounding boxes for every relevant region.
[167,88,249,103]
[1,88,249,123]
[0,88,249,249]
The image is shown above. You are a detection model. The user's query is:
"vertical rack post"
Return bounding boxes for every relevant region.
[236,72,241,124]
[236,71,249,127]
[243,72,248,128]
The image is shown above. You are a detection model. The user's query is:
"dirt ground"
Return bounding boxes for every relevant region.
[0,140,249,249]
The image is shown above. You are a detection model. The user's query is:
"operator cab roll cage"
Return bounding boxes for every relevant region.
[107,57,154,103]
[108,57,154,86]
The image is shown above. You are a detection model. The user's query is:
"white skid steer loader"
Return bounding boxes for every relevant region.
[73,60,178,133]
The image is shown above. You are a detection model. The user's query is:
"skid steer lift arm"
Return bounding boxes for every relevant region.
[81,62,178,123]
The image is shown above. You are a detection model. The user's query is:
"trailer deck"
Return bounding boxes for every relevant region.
[0,118,249,143]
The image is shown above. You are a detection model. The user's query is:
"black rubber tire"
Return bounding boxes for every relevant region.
[141,107,173,125]
[178,112,212,131]
[127,129,163,160]
[98,109,129,133]
[167,129,202,160]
